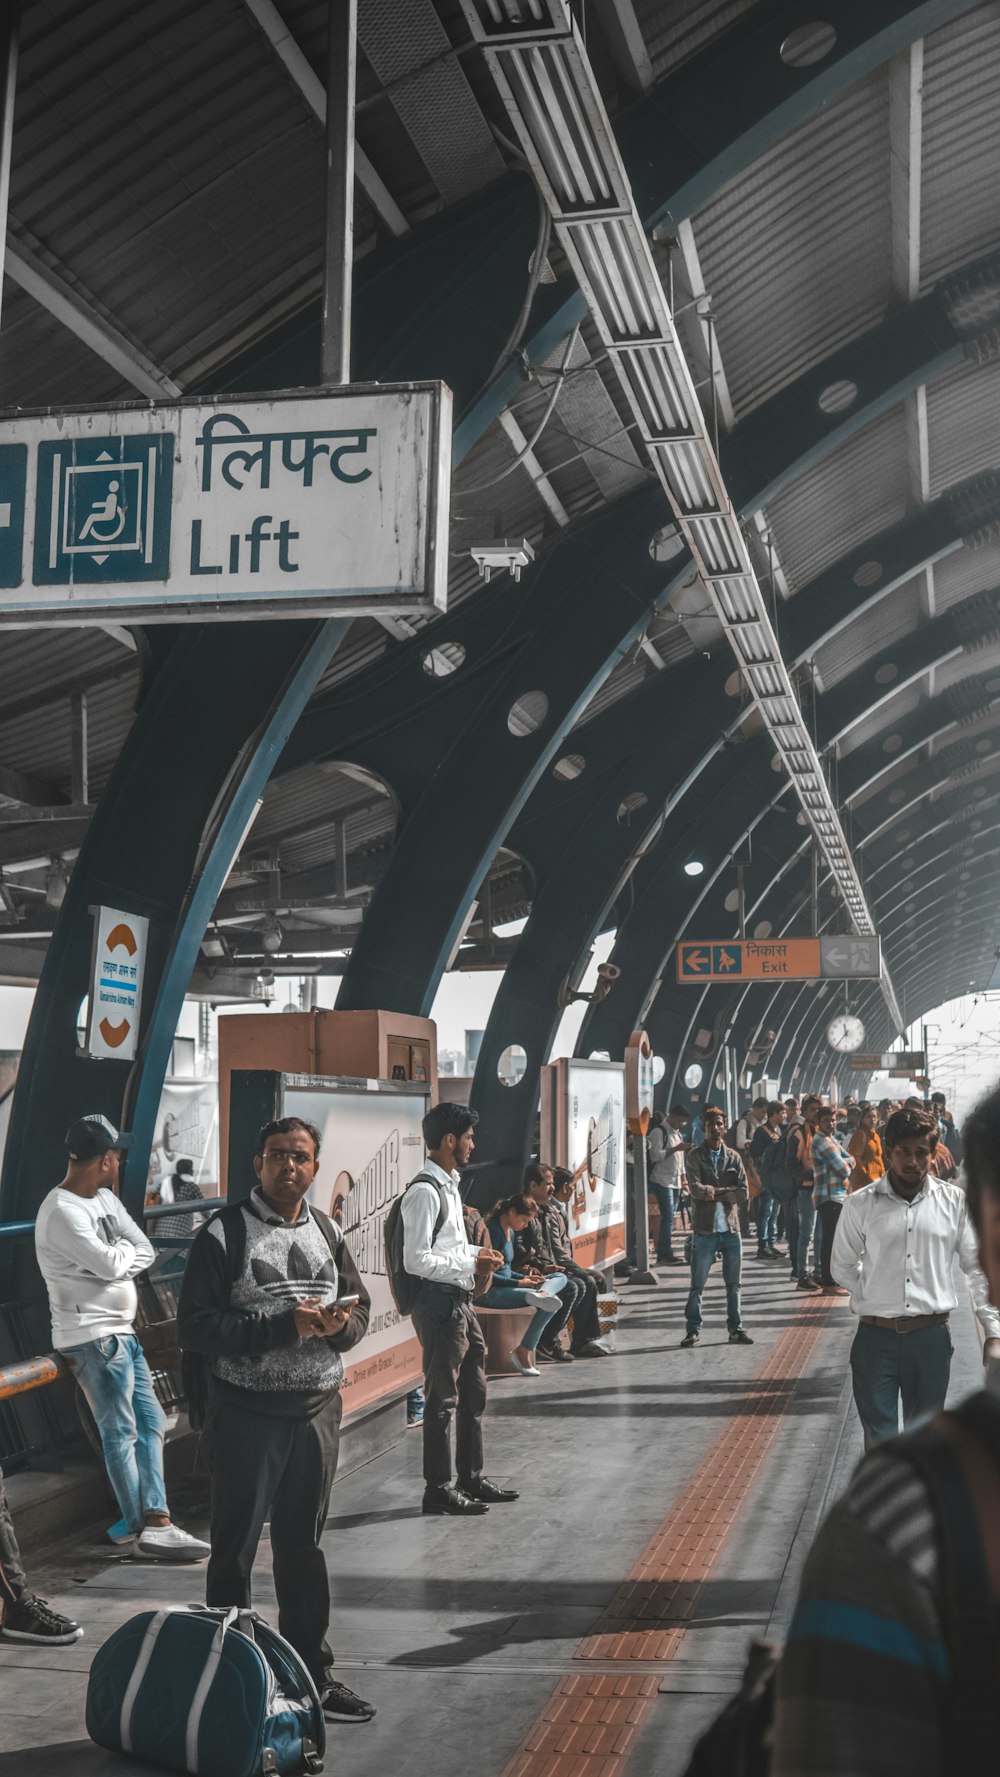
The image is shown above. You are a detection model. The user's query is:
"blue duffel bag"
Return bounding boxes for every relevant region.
[86,1605,326,1776]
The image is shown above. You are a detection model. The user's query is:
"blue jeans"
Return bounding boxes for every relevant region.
[649,1182,680,1259]
[685,1232,743,1335]
[850,1321,953,1451]
[474,1275,566,1351]
[61,1333,168,1533]
[794,1191,816,1280]
[755,1189,780,1248]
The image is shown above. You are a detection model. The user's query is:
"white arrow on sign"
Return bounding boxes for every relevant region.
[825,945,848,970]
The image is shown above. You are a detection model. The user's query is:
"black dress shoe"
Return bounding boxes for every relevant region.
[460,1477,520,1503]
[680,1331,699,1348]
[422,1485,489,1516]
[542,1343,574,1362]
[729,1329,754,1344]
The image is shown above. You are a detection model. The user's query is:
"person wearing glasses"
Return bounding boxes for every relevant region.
[177,1115,375,1726]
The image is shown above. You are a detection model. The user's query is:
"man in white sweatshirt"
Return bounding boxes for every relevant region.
[34,1113,208,1561]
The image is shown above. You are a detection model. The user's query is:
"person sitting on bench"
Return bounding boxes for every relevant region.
[477,1195,566,1376]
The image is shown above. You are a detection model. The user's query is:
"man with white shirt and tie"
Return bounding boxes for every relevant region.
[832,1102,1000,1449]
[401,1102,514,1516]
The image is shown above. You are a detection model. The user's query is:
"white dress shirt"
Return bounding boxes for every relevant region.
[400,1160,478,1291]
[831,1172,1000,1338]
[648,1126,685,1190]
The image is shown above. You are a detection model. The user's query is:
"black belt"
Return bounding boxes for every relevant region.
[420,1280,472,1303]
[860,1312,950,1333]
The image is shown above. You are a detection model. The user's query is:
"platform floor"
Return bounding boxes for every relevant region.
[0,1250,985,1777]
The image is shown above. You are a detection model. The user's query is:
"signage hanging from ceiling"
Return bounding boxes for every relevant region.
[0,383,451,623]
[83,905,149,1062]
[675,935,881,984]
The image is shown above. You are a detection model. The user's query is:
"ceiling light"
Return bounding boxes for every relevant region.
[260,914,284,954]
[684,859,705,877]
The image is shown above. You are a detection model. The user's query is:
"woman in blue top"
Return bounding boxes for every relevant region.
[477,1194,567,1376]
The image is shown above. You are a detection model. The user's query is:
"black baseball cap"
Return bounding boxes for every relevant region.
[65,1114,133,1160]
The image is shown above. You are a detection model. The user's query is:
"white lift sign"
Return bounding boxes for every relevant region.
[0,382,451,622]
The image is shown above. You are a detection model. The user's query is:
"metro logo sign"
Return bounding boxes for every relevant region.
[84,906,149,1062]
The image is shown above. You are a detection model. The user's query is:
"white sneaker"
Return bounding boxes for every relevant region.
[525,1289,554,1308]
[135,1523,210,1563]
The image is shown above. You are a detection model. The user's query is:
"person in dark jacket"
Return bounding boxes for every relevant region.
[680,1107,753,1348]
[514,1164,586,1362]
[177,1115,374,1726]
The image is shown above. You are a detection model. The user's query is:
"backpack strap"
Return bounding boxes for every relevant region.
[407,1171,449,1244]
[309,1205,343,1260]
[892,1419,998,1762]
[204,1201,250,1285]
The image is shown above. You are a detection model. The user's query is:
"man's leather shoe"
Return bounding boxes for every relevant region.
[422,1485,489,1516]
[680,1331,699,1348]
[729,1329,754,1344]
[460,1477,520,1503]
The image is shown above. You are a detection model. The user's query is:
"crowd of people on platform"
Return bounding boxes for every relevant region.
[2,1080,999,1771]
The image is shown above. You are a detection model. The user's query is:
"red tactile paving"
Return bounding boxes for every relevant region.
[499,1297,832,1777]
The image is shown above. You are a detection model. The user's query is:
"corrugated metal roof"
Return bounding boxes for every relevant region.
[926,353,1000,498]
[921,5,1000,292]
[691,73,892,420]
[634,0,760,81]
[763,408,911,592]
[814,574,927,693]
[837,678,926,759]
[932,538,1000,611]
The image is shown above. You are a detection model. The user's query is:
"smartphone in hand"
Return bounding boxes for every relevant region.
[336,1293,360,1308]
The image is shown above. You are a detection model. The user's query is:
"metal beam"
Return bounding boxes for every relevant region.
[5,242,181,399]
[591,0,654,92]
[242,0,409,238]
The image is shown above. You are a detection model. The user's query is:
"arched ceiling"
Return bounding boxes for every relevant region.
[2,0,1000,1115]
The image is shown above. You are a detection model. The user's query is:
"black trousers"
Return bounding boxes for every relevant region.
[203,1388,342,1684]
[816,1199,843,1287]
[0,1465,26,1612]
[540,1272,586,1346]
[412,1287,487,1491]
[564,1267,601,1347]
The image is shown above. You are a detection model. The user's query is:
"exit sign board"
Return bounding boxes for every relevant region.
[676,935,881,984]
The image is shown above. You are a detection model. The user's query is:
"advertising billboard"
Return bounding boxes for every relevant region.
[280,1075,428,1418]
[541,1057,626,1266]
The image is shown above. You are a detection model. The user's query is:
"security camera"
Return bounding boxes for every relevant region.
[597,962,622,983]
[470,539,535,583]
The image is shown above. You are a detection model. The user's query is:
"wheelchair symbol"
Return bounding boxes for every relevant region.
[77,479,127,545]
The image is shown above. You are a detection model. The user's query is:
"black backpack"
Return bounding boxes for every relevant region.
[383,1172,449,1315]
[682,1394,1000,1776]
[180,1200,342,1431]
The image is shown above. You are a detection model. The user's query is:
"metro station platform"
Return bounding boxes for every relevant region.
[0,1255,985,1777]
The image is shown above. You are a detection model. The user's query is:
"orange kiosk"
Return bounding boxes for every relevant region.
[219,1010,437,1429]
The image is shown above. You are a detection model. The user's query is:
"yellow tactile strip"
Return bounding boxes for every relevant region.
[502,1297,833,1777]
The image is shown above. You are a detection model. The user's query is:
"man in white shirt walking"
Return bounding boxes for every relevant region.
[401,1102,512,1516]
[832,1103,1000,1449]
[34,1114,208,1560]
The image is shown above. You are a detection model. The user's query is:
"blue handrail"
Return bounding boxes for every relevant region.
[0,1197,226,1240]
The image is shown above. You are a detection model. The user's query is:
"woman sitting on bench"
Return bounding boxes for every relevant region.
[476,1195,567,1376]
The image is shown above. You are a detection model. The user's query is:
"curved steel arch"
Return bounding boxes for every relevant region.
[327,275,999,1024]
[636,617,1000,1103]
[578,516,995,1060]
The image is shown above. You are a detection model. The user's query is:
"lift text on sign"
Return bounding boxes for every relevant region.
[84,906,149,1063]
[0,383,451,622]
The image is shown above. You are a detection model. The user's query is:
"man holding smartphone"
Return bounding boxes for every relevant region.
[178,1115,374,1725]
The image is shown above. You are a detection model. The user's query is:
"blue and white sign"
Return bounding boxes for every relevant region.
[0,383,451,622]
